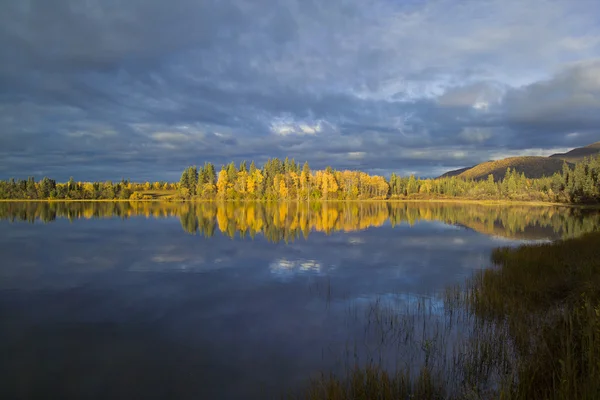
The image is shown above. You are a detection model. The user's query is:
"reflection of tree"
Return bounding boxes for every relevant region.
[1,201,600,242]
[179,206,199,234]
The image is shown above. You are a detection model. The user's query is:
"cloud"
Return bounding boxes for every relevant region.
[270,116,326,136]
[501,59,600,141]
[0,0,599,180]
[437,82,506,109]
[458,128,493,144]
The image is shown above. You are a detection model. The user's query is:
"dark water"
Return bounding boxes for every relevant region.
[1,202,599,399]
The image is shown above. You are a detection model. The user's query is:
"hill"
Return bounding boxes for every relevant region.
[452,156,569,181]
[438,166,474,178]
[549,141,600,163]
[437,141,599,181]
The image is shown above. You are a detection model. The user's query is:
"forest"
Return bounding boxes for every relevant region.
[0,155,599,204]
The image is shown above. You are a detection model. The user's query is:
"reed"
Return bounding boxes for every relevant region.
[296,232,600,399]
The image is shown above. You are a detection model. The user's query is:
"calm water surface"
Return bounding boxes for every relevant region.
[1,202,599,399]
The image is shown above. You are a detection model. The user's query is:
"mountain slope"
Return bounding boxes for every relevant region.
[549,141,600,163]
[454,156,569,181]
[437,141,599,180]
[438,166,474,179]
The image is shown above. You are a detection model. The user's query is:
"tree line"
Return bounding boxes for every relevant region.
[177,156,600,203]
[178,158,389,201]
[1,155,599,203]
[0,177,177,200]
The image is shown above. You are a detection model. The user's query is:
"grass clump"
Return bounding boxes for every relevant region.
[303,365,445,400]
[481,232,600,315]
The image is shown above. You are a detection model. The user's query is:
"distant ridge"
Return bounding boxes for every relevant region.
[438,166,474,179]
[437,141,598,181]
[453,156,569,181]
[549,141,600,163]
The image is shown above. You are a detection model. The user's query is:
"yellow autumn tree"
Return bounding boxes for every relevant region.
[320,171,338,199]
[288,171,300,199]
[216,169,229,198]
[234,170,248,196]
[247,169,263,198]
[246,174,256,196]
[83,182,95,199]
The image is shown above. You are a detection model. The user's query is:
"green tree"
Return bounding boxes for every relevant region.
[407,175,419,195]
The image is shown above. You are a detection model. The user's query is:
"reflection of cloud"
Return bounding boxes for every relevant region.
[65,256,115,269]
[269,258,322,277]
[348,237,364,245]
[352,293,446,316]
[130,256,207,272]
[490,236,552,245]
[152,255,188,263]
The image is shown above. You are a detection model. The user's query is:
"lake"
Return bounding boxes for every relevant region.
[1,201,599,399]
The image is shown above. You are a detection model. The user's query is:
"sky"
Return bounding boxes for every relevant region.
[1,0,600,182]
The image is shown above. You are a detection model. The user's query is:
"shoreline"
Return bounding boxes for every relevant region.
[1,198,598,208]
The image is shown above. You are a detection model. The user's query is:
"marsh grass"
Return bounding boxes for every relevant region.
[291,293,508,399]
[470,232,600,399]
[296,232,600,399]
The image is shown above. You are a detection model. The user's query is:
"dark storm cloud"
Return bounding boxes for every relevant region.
[1,0,600,180]
[500,60,600,146]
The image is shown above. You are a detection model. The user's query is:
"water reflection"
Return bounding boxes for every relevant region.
[269,258,323,280]
[1,201,599,241]
[1,201,600,399]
